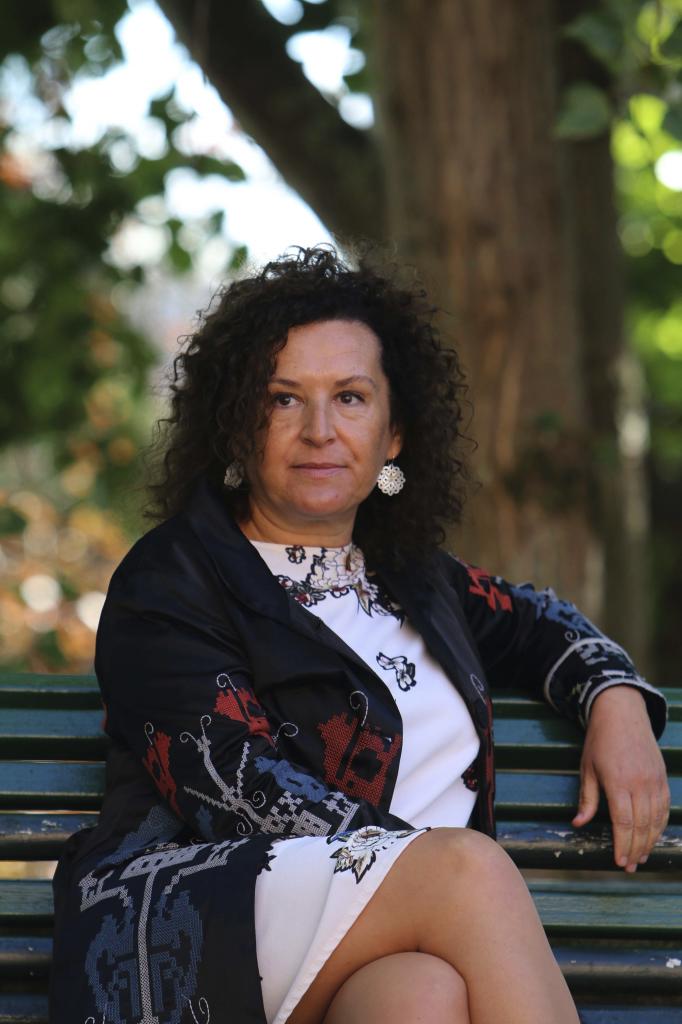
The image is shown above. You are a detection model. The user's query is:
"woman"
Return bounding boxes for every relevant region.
[50,246,669,1024]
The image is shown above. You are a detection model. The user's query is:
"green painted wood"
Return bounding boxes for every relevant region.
[0,710,107,759]
[554,946,682,993]
[3,877,679,938]
[0,996,48,1024]
[0,675,100,710]
[0,882,53,928]
[498,820,682,870]
[0,763,105,810]
[495,772,682,822]
[1,709,678,771]
[491,688,682,721]
[1,1001,680,1024]
[2,762,678,822]
[529,878,682,938]
[493,717,682,771]
[578,1010,682,1022]
[0,938,51,978]
[0,675,678,717]
[0,814,96,859]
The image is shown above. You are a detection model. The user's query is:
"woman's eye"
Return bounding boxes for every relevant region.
[338,391,364,405]
[272,393,297,408]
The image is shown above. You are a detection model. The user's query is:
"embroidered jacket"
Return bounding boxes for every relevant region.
[49,475,667,1024]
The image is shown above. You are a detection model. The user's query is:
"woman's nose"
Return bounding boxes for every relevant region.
[302,401,336,445]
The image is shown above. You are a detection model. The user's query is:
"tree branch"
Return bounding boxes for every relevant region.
[155,0,384,242]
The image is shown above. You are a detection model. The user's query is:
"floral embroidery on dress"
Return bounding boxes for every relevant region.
[376,651,417,691]
[276,545,402,620]
[326,825,422,883]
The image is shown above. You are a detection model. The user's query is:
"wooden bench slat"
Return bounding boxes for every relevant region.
[0,760,679,819]
[492,688,682,721]
[499,820,682,870]
[554,946,682,994]
[495,771,682,822]
[529,879,682,937]
[3,877,679,937]
[0,763,104,810]
[0,996,47,1024]
[1,936,680,1000]
[0,814,96,859]
[579,1011,682,1022]
[1,811,680,870]
[0,883,54,928]
[0,675,100,710]
[494,717,682,771]
[2,710,679,771]
[0,938,51,978]
[0,711,107,760]
[1,1001,680,1024]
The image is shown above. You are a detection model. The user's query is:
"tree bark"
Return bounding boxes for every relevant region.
[557,6,650,664]
[155,0,384,242]
[372,0,601,612]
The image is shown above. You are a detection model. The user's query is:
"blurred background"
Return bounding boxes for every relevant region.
[0,0,680,683]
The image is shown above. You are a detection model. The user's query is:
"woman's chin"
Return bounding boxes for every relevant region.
[284,491,358,526]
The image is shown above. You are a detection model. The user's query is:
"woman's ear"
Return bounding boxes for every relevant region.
[388,423,403,461]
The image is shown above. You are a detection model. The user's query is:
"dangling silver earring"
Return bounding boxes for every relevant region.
[223,460,244,488]
[376,460,405,496]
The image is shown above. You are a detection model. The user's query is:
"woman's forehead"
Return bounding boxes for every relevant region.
[272,320,385,379]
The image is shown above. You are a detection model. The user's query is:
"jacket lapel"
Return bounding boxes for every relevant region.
[183,476,392,681]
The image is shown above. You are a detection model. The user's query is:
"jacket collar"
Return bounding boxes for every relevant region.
[182,475,407,679]
[183,475,294,622]
[181,476,482,704]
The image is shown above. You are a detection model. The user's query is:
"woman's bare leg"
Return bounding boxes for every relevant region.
[287,827,579,1024]
[323,952,469,1024]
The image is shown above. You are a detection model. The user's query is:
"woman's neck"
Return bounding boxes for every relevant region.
[239,502,353,548]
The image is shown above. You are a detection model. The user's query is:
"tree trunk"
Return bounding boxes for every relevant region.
[557,5,650,665]
[372,0,607,617]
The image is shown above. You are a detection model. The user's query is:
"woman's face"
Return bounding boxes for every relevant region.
[241,319,402,546]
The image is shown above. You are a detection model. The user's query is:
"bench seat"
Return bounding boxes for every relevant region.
[0,674,680,1022]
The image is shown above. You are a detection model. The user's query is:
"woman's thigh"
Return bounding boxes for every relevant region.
[285,827,479,1024]
[321,952,469,1024]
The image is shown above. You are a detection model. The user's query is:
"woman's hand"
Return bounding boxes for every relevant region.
[571,685,670,872]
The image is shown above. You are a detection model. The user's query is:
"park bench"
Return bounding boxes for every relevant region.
[0,673,680,1023]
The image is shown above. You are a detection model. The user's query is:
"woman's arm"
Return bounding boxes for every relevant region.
[96,560,412,843]
[444,554,670,870]
[445,555,666,734]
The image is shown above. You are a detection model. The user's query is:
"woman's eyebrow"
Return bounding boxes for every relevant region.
[269,375,378,390]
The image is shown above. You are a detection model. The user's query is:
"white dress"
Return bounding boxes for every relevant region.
[250,541,480,1024]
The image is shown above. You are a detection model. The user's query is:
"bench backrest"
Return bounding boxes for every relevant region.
[1,673,681,1022]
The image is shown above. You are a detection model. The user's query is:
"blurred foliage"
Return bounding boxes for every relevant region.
[0,0,246,669]
[556,0,682,678]
[1,0,681,675]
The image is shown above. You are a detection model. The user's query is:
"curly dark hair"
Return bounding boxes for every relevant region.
[145,244,470,567]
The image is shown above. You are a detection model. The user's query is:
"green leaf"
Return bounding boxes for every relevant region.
[659,20,682,62]
[0,507,27,535]
[662,104,682,139]
[563,11,623,69]
[229,244,248,271]
[167,239,193,273]
[555,82,613,140]
[191,155,246,182]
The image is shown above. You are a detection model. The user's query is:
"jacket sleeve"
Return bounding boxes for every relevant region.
[95,559,413,843]
[444,554,667,738]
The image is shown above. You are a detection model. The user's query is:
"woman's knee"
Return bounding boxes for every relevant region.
[411,826,514,883]
[322,952,469,1024]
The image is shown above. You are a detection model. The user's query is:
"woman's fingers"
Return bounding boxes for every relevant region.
[604,772,670,871]
[579,686,670,872]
